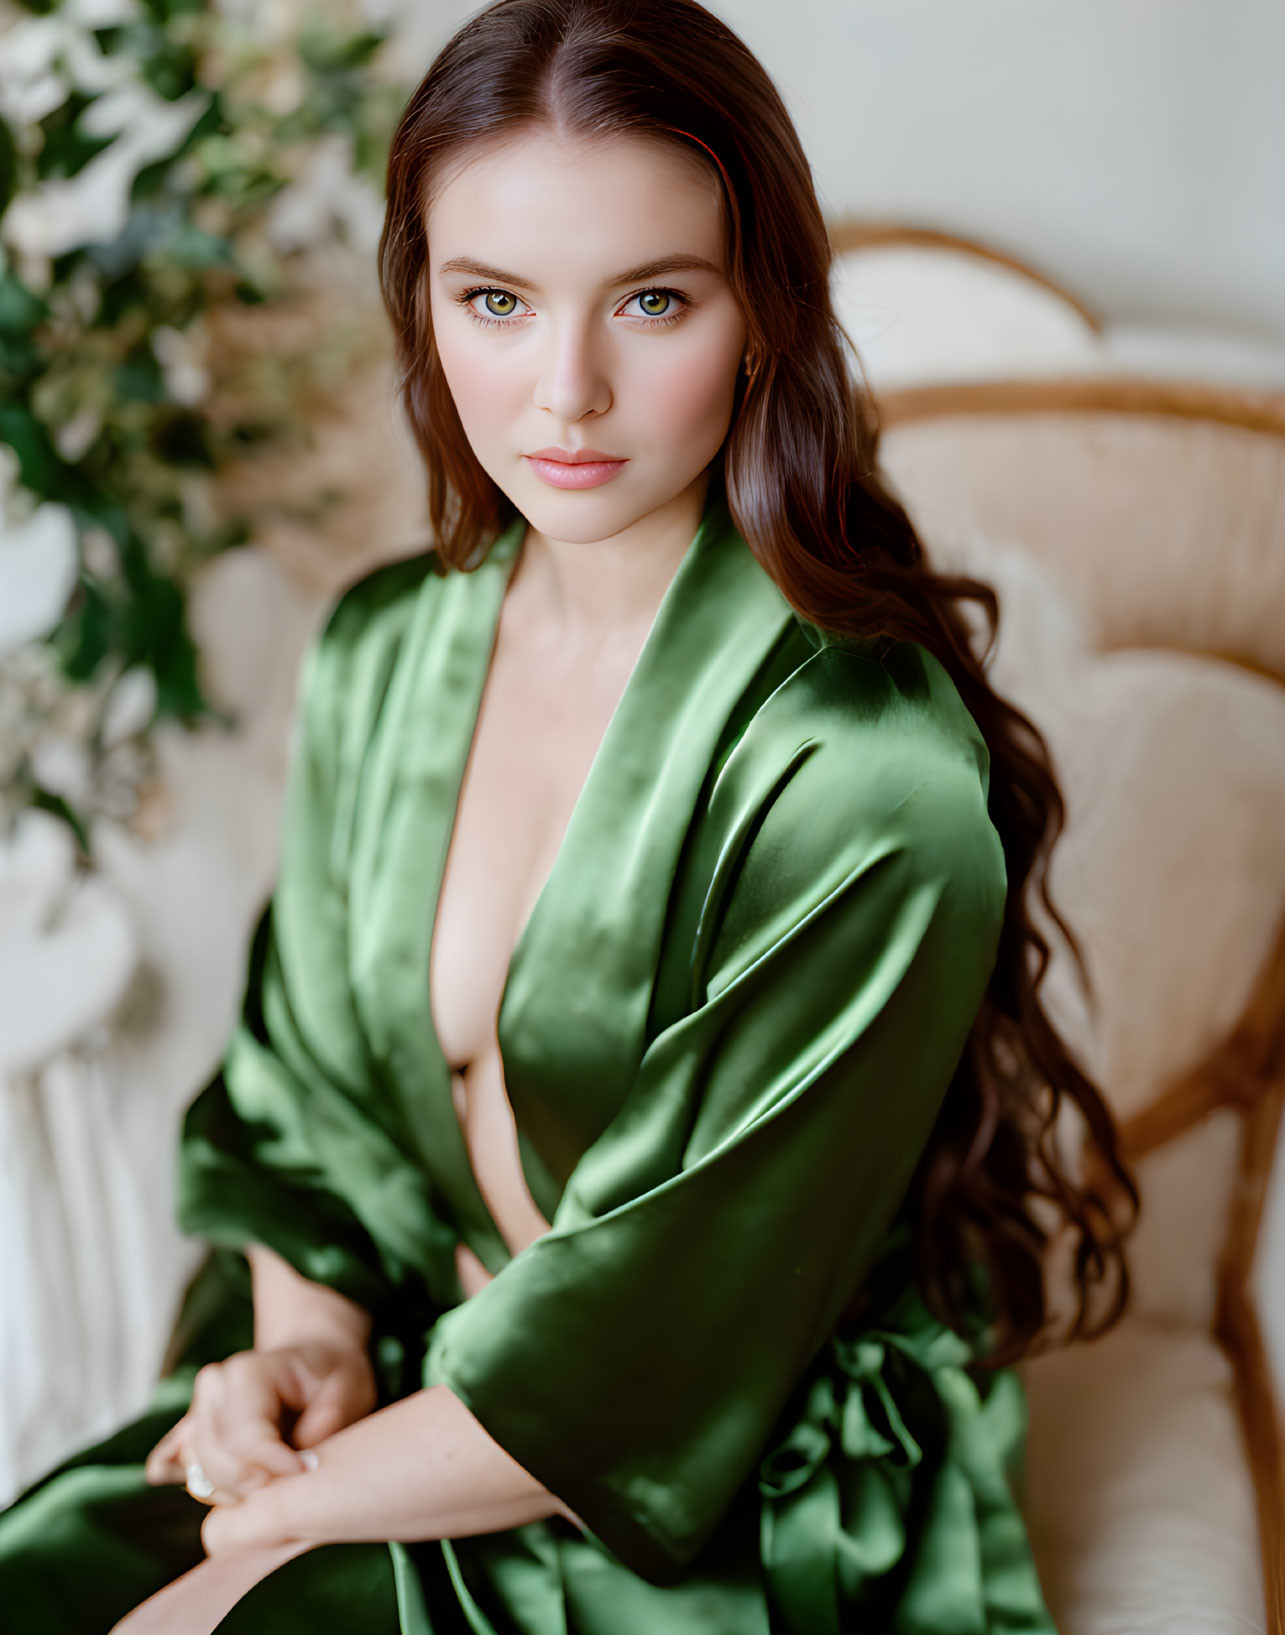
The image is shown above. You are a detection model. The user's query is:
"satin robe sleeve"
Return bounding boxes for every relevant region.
[175,564,429,1318]
[426,645,1009,1585]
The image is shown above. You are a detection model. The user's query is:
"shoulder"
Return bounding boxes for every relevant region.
[696,635,1008,975]
[689,632,1009,1009]
[743,636,1001,874]
[290,546,445,772]
[316,545,446,654]
[298,546,444,703]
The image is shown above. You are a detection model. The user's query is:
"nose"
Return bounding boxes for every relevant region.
[533,319,612,423]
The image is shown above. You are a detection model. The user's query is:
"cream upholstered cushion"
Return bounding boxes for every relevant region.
[1122,1110,1244,1331]
[914,523,1282,1631]
[924,525,1285,1137]
[1020,1319,1265,1635]
[882,411,1285,679]
[830,236,1285,394]
[1029,643,1285,1128]
[830,243,1101,389]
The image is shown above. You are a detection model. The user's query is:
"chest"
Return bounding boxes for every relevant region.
[427,615,647,1076]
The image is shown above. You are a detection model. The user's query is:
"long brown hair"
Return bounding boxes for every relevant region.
[377,0,1139,1368]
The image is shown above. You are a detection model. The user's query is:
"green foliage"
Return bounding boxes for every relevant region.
[0,0,406,847]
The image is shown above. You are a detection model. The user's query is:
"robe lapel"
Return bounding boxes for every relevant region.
[357,486,802,1271]
[350,509,525,1272]
[496,493,802,1204]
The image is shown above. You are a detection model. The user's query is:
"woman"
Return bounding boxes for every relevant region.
[0,1,1138,1629]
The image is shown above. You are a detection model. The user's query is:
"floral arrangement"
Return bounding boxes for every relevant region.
[0,0,405,855]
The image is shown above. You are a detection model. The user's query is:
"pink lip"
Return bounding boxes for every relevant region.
[525,452,628,490]
[528,446,622,463]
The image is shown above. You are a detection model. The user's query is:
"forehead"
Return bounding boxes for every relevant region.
[425,129,727,280]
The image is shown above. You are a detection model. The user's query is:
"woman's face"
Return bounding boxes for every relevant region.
[425,128,749,545]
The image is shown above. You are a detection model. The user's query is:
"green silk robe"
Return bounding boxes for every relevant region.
[0,484,1058,1633]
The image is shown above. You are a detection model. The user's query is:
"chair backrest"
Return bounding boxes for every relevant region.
[825,218,1285,1628]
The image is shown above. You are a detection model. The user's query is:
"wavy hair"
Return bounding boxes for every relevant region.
[376,0,1139,1367]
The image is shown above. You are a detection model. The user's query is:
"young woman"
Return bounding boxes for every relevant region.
[0,2,1137,1629]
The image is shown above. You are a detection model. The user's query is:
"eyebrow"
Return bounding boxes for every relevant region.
[435,253,724,291]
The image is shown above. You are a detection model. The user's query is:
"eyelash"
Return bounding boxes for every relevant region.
[454,284,692,331]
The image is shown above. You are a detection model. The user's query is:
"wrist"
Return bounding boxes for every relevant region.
[247,1244,373,1355]
[253,1317,372,1358]
[250,1446,342,1549]
[202,1474,322,1555]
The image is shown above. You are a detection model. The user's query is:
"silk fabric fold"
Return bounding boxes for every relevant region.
[0,484,1057,1633]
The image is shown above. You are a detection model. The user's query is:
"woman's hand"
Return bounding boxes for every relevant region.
[198,1483,303,1557]
[198,1383,586,1560]
[144,1339,377,1506]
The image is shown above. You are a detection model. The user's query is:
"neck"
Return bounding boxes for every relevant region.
[507,472,712,647]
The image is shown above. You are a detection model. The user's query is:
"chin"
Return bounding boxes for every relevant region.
[517,486,637,541]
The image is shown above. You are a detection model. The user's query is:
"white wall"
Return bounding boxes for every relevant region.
[388,0,1285,345]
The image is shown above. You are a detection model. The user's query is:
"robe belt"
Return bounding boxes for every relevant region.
[756,1278,1037,1635]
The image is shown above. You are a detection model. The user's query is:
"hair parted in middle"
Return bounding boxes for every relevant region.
[376,0,1139,1371]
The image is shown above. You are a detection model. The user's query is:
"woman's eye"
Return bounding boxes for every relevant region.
[455,286,690,331]
[623,289,688,324]
[455,287,527,327]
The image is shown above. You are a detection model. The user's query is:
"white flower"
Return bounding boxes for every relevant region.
[264,132,387,257]
[0,803,76,939]
[64,0,142,26]
[80,527,120,581]
[255,56,306,118]
[0,500,79,651]
[53,404,103,463]
[210,0,301,46]
[101,666,157,749]
[0,14,134,128]
[1,80,210,260]
[151,324,211,408]
[28,734,93,805]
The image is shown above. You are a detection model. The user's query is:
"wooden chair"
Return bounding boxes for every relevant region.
[825,217,1285,1634]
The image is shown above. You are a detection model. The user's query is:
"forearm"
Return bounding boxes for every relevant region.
[208,1383,578,1552]
[246,1243,372,1353]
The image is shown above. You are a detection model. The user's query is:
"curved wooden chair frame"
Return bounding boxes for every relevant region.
[826,218,1105,335]
[823,216,1285,1632]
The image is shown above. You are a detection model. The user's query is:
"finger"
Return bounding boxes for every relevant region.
[144,1423,181,1483]
[197,1359,308,1497]
[224,1464,271,1499]
[200,1496,260,1554]
[200,1493,299,1559]
[220,1352,315,1467]
[221,1421,310,1482]
[186,1369,265,1501]
[275,1344,372,1450]
[144,1417,191,1485]
[291,1372,367,1449]
[189,1428,296,1503]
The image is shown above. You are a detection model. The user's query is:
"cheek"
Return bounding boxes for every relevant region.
[662,358,733,427]
[651,334,742,444]
[433,321,524,436]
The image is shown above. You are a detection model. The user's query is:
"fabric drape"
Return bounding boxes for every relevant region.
[0,484,1057,1634]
